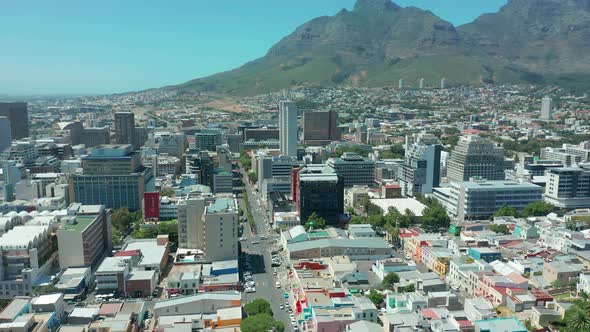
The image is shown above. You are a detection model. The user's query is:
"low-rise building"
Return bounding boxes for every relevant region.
[372,258,416,280]
[153,292,241,317]
[543,260,584,284]
[468,247,502,263]
[287,238,393,261]
[473,317,527,332]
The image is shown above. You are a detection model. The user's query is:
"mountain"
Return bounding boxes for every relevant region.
[173,0,590,96]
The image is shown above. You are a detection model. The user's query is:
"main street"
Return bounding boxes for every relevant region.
[238,168,296,331]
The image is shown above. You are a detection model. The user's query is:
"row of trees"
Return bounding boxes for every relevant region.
[493,201,556,219]
[131,220,179,243]
[241,299,285,332]
[240,150,252,171]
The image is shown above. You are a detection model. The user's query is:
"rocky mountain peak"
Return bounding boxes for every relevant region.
[353,0,401,14]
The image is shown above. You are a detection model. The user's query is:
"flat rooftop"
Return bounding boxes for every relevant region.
[61,215,96,232]
[207,198,235,214]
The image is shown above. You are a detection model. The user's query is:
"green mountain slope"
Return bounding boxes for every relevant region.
[173,0,590,96]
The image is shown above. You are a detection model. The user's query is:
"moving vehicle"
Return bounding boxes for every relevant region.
[276,281,281,288]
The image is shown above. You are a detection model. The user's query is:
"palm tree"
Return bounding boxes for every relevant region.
[565,309,590,332]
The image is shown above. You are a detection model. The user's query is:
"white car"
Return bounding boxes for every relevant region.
[245,287,256,293]
[279,305,285,310]
[276,281,281,288]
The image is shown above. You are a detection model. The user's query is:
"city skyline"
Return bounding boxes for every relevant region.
[0,0,508,96]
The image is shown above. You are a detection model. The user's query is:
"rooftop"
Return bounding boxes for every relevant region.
[60,215,96,232]
[461,180,541,190]
[31,293,62,305]
[124,239,167,268]
[206,197,236,214]
[474,317,526,332]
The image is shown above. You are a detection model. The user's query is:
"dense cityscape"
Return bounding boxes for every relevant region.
[0,82,589,332]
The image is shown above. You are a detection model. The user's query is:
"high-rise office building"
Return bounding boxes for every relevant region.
[302,111,340,146]
[243,128,279,142]
[540,143,590,166]
[194,130,222,151]
[158,133,186,158]
[185,151,215,187]
[399,133,442,197]
[279,100,298,157]
[297,168,344,226]
[68,144,155,211]
[176,194,238,262]
[355,123,368,144]
[419,78,425,89]
[176,193,214,249]
[327,153,375,187]
[398,78,404,89]
[0,102,29,140]
[441,77,447,89]
[0,117,11,152]
[447,136,505,182]
[115,112,136,149]
[435,180,542,220]
[57,204,112,269]
[544,166,590,208]
[541,96,553,120]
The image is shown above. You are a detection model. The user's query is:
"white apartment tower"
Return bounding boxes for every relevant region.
[541,96,553,120]
[279,100,298,157]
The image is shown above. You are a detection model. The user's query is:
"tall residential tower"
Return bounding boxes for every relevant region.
[279,100,298,157]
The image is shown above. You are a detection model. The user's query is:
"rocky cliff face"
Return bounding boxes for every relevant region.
[175,0,590,95]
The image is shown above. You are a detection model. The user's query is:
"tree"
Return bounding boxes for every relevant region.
[563,298,590,332]
[493,204,518,218]
[350,215,367,225]
[367,289,384,306]
[33,284,59,295]
[244,299,273,317]
[520,201,555,218]
[385,207,403,227]
[421,203,450,230]
[382,272,400,289]
[112,228,122,246]
[240,314,284,332]
[305,212,326,230]
[366,202,383,216]
[345,207,356,215]
[160,188,175,197]
[132,220,179,244]
[367,214,386,228]
[489,224,510,235]
[239,150,252,171]
[360,194,372,215]
[398,284,415,293]
[112,208,132,233]
[248,171,258,184]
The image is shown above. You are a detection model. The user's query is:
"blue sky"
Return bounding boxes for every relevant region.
[0,0,507,96]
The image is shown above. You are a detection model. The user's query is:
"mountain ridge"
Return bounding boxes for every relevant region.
[172,0,590,96]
